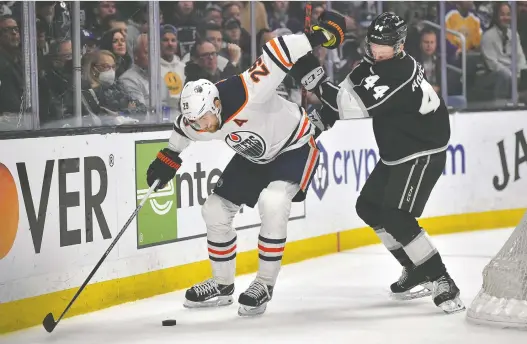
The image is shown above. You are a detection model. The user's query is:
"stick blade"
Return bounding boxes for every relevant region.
[43,313,57,333]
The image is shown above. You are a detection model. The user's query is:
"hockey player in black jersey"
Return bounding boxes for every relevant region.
[295,12,464,314]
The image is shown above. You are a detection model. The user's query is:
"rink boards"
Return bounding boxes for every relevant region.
[0,111,526,333]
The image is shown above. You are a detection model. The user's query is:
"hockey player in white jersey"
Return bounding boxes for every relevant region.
[145,11,346,317]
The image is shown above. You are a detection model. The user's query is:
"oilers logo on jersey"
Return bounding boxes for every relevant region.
[225,131,267,159]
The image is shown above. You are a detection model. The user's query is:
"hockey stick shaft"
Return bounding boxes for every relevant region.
[43,179,160,332]
[301,2,312,110]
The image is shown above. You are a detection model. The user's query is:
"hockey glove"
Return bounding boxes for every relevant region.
[289,53,328,91]
[147,148,182,191]
[308,105,339,137]
[311,11,346,50]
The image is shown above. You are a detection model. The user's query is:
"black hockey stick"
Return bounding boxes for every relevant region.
[43,179,160,333]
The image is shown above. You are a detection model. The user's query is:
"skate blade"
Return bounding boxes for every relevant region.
[183,295,233,309]
[390,283,433,301]
[437,296,466,314]
[238,303,267,317]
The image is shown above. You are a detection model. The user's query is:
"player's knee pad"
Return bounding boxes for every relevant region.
[201,193,240,236]
[355,195,382,228]
[258,181,298,238]
[381,208,421,246]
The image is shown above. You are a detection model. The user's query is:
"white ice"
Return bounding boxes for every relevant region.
[2,228,526,344]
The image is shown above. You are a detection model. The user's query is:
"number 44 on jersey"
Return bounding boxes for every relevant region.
[362,74,440,115]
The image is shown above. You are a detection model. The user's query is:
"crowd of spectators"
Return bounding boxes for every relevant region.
[1,1,527,131]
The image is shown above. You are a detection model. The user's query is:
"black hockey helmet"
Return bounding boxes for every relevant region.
[365,12,407,59]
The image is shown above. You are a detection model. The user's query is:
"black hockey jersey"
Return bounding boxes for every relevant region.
[340,53,450,165]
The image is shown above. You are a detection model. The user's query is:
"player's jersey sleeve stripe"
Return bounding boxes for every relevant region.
[277,36,292,65]
[296,116,310,140]
[362,57,417,111]
[300,137,320,191]
[262,45,289,74]
[268,39,293,68]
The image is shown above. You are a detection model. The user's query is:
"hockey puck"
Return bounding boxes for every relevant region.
[162,319,177,326]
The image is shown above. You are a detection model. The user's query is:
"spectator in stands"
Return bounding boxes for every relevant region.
[184,39,238,83]
[81,49,146,124]
[0,2,12,16]
[81,29,98,55]
[222,18,251,68]
[204,4,223,27]
[102,14,128,37]
[223,2,242,23]
[267,1,303,33]
[312,4,325,23]
[36,2,60,44]
[167,1,200,56]
[0,15,24,120]
[38,39,74,125]
[481,2,527,100]
[445,1,482,65]
[417,27,441,93]
[87,1,118,41]
[119,34,150,108]
[240,1,268,34]
[198,22,242,73]
[126,5,148,59]
[99,28,132,78]
[159,25,186,117]
[517,1,527,57]
[36,19,49,58]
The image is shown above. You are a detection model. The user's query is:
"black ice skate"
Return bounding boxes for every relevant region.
[432,273,465,314]
[238,280,273,316]
[184,278,234,308]
[390,266,433,301]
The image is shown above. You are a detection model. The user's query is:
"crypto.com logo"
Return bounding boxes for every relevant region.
[311,142,329,200]
[136,180,175,215]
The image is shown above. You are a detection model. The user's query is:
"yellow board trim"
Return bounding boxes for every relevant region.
[1,208,525,335]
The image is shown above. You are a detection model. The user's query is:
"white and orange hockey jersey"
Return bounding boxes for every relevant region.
[167,34,316,164]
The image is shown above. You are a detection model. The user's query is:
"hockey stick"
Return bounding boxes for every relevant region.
[43,179,160,333]
[301,1,312,110]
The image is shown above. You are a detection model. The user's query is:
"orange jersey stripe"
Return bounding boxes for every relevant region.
[269,40,293,68]
[296,117,309,140]
[300,147,319,191]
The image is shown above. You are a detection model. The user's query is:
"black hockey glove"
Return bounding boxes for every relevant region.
[147,148,182,191]
[308,11,346,50]
[308,105,339,138]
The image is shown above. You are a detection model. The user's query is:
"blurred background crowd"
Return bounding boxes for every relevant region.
[1,1,526,131]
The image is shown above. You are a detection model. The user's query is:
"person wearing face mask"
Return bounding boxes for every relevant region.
[480,2,527,100]
[81,49,147,125]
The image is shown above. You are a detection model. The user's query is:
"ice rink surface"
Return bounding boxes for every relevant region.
[2,228,526,344]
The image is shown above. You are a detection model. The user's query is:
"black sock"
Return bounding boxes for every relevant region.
[419,252,447,280]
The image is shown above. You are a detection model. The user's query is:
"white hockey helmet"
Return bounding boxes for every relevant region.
[180,79,222,126]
